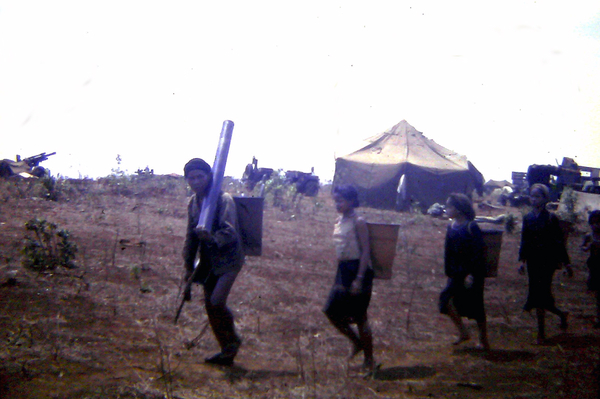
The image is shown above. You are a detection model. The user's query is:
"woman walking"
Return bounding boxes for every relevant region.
[323,185,375,370]
[581,210,600,328]
[439,193,490,350]
[518,183,572,345]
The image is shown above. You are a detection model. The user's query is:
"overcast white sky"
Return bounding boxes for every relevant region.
[1,1,599,182]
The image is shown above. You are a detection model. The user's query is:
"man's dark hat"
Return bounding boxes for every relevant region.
[184,158,211,177]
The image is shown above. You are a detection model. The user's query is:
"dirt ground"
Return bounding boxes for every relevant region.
[1,176,599,399]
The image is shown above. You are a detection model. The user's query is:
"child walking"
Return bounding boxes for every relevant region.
[439,193,490,350]
[323,185,375,370]
[518,183,572,345]
[581,210,600,328]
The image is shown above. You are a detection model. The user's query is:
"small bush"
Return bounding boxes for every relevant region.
[505,213,517,234]
[559,187,579,223]
[40,175,58,201]
[22,218,77,272]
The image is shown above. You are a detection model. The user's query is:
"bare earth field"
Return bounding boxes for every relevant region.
[1,176,599,399]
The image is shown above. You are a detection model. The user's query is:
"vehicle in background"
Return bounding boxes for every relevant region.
[242,157,320,197]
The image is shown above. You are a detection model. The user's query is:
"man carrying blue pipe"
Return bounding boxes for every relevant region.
[182,157,244,366]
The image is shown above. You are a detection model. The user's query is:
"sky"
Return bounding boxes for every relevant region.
[1,1,599,183]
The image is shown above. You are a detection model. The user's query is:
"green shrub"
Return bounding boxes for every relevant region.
[40,175,58,201]
[559,187,578,223]
[505,213,517,234]
[22,218,77,272]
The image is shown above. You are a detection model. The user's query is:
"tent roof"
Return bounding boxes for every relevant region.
[338,120,470,172]
[484,179,512,188]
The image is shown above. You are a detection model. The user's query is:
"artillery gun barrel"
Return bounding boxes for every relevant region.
[24,152,56,166]
[197,120,234,230]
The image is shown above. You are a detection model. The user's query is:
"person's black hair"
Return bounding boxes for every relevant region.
[447,192,476,221]
[184,158,213,195]
[529,183,550,202]
[333,184,360,208]
[184,158,212,178]
[589,210,600,224]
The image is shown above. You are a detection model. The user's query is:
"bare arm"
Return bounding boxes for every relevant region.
[350,216,371,293]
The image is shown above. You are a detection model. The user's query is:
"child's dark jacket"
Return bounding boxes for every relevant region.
[444,221,486,278]
[583,233,600,291]
[519,209,569,267]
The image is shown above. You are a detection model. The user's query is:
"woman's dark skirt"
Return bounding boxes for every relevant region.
[524,260,557,311]
[323,260,374,323]
[439,275,486,322]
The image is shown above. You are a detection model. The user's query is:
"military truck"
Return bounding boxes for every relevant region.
[283,169,320,197]
[242,157,320,197]
[524,157,600,201]
[242,157,274,191]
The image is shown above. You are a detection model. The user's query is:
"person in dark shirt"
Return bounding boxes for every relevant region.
[439,193,490,350]
[518,183,572,345]
[182,158,244,366]
[581,210,600,328]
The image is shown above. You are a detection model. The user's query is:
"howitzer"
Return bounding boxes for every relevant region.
[23,152,56,167]
[174,120,235,324]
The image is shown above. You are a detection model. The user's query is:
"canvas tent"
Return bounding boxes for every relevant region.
[333,120,484,211]
[484,179,513,193]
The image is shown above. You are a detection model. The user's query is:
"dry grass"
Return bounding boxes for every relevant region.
[1,176,599,398]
